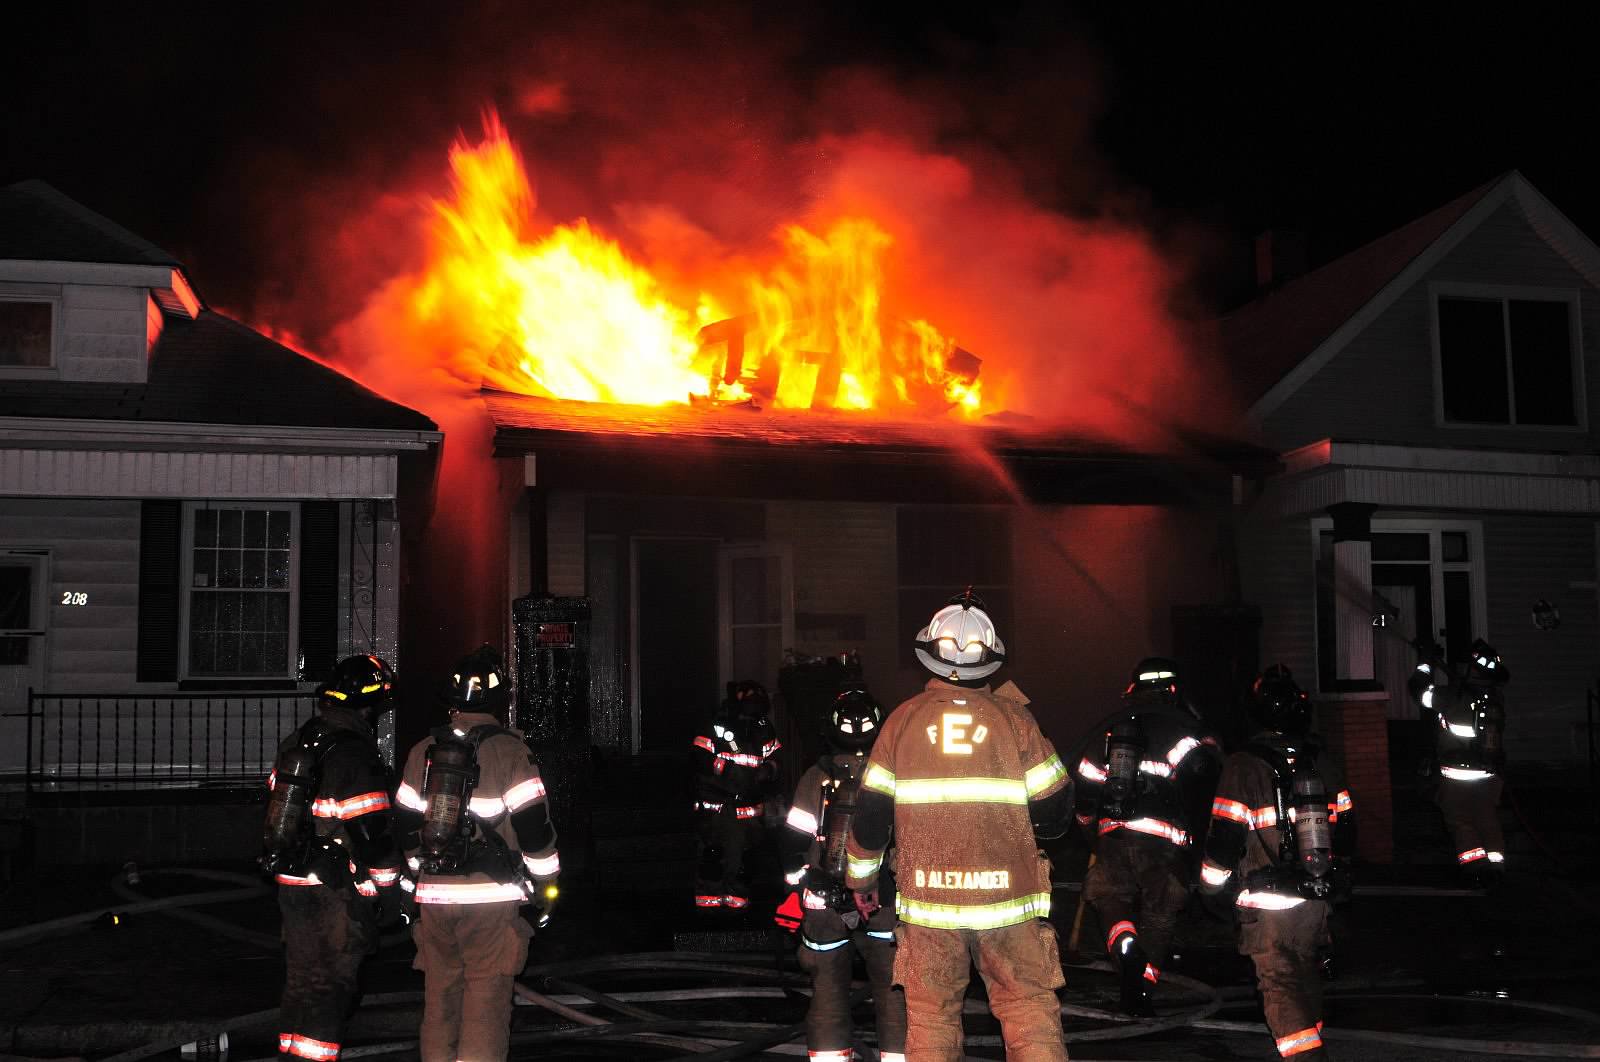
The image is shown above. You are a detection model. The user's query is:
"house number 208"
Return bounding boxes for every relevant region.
[61,591,88,606]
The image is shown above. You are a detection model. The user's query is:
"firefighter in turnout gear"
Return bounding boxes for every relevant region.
[265,654,404,1062]
[1200,666,1355,1061]
[692,680,781,909]
[1410,639,1509,878]
[777,688,907,1062]
[846,590,1074,1062]
[1077,658,1222,1016]
[394,647,560,1062]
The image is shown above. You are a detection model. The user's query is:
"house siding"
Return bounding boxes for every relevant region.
[1261,198,1600,453]
[765,500,899,702]
[0,497,141,691]
[1238,511,1317,686]
[1482,515,1598,762]
[1007,505,1226,749]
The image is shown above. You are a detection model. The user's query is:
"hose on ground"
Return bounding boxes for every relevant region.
[12,874,1600,1060]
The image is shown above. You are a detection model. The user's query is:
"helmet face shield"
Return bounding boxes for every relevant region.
[322,654,395,719]
[447,645,510,718]
[914,596,1006,682]
[828,688,883,751]
[1466,639,1509,686]
[1124,657,1181,707]
[1251,664,1311,735]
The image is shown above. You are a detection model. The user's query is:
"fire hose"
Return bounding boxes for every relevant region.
[7,875,1600,1060]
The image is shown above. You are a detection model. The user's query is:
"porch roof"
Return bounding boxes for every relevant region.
[1263,438,1600,516]
[483,390,1274,505]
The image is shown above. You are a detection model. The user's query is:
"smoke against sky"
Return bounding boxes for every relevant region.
[215,2,1228,446]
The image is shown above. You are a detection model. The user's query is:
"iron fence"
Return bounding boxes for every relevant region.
[18,688,318,792]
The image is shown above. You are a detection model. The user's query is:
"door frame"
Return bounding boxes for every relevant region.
[0,547,52,777]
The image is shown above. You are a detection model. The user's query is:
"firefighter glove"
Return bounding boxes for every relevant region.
[852,888,881,921]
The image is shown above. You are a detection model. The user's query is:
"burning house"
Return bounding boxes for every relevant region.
[0,181,438,858]
[345,121,1276,878]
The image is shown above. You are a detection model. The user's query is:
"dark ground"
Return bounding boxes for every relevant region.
[1,860,1597,1061]
[2,772,1598,1061]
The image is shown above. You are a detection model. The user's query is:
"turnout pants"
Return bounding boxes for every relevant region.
[797,906,907,1062]
[1238,900,1329,1059]
[693,801,761,907]
[412,899,532,1062]
[279,884,374,1060]
[1437,775,1506,866]
[1083,831,1188,982]
[893,919,1068,1062]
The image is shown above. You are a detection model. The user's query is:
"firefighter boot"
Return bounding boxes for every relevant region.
[1118,939,1157,1018]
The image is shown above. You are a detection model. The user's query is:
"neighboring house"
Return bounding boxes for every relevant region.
[481,388,1269,765]
[1226,172,1600,859]
[0,180,439,801]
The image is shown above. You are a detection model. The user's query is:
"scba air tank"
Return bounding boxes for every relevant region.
[261,744,319,874]
[1292,772,1332,880]
[420,739,477,872]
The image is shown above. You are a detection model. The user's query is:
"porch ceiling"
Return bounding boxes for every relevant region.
[483,390,1271,506]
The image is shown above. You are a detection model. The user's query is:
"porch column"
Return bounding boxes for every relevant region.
[1329,502,1378,688]
[1321,502,1392,861]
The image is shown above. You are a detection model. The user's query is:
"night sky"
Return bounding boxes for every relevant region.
[5,2,1598,333]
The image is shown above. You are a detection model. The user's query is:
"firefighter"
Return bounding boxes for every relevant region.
[1077,657,1222,1016]
[393,646,560,1062]
[777,688,907,1062]
[846,589,1073,1062]
[1410,639,1509,878]
[691,679,782,909]
[263,654,405,1062]
[1200,665,1355,1061]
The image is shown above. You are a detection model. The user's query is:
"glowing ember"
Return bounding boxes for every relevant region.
[406,114,986,417]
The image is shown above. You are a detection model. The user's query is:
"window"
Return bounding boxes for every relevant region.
[183,504,298,679]
[0,298,55,368]
[897,507,1012,668]
[1435,291,1580,426]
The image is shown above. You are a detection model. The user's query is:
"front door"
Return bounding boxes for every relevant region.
[0,550,48,777]
[633,538,720,754]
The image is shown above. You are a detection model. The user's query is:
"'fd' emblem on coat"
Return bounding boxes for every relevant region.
[927,712,989,754]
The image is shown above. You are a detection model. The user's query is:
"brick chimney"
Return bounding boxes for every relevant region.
[1254,229,1308,289]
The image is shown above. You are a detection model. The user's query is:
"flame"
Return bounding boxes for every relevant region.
[406,114,987,417]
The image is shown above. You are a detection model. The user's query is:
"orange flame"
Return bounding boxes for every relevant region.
[407,114,987,417]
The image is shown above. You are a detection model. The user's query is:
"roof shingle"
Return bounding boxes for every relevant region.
[0,180,181,267]
[0,310,435,433]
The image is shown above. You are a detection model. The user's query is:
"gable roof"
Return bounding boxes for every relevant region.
[1226,171,1600,422]
[0,310,435,433]
[1220,176,1502,410]
[0,180,181,267]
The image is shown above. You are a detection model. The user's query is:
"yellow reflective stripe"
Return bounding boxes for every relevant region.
[862,763,896,796]
[897,891,1051,929]
[1024,754,1067,797]
[894,776,1028,805]
[847,852,883,879]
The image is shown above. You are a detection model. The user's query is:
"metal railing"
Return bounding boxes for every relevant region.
[19,688,318,793]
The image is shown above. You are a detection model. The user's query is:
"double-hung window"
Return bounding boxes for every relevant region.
[1434,286,1583,427]
[182,503,299,679]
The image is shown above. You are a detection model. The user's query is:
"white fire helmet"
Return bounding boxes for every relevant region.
[914,589,1006,682]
